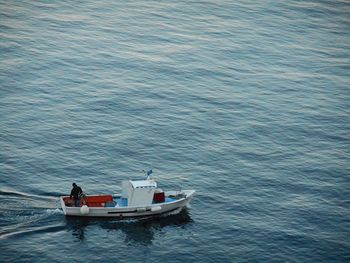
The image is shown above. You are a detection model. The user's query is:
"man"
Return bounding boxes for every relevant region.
[70,183,83,207]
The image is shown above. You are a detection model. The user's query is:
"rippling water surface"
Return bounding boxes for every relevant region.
[1,0,349,262]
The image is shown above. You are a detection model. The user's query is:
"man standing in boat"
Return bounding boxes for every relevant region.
[70,183,83,207]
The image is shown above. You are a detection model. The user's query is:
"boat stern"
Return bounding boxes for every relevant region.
[60,196,68,215]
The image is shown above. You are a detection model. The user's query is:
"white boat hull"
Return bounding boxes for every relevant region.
[60,190,195,218]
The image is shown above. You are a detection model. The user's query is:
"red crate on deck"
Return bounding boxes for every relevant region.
[153,192,165,203]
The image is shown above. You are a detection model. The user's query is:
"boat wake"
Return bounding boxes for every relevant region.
[0,224,66,240]
[44,208,64,215]
[0,189,58,201]
[0,188,64,240]
[0,208,65,240]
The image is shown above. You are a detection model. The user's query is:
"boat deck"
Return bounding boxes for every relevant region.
[112,196,178,207]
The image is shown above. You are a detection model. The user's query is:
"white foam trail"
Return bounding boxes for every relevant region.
[0,208,63,239]
[0,224,64,240]
[45,208,63,215]
[0,188,57,201]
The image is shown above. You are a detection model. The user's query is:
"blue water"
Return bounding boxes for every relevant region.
[1,0,349,262]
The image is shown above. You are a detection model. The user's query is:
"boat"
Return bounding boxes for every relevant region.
[60,178,195,217]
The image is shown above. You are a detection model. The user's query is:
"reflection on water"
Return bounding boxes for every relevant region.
[64,208,193,245]
[66,218,88,242]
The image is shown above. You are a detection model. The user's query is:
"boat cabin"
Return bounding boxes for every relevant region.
[122,179,157,206]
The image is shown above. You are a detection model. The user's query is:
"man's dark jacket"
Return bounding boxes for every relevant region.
[70,186,82,199]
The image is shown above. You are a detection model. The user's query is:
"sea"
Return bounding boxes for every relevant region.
[0,0,349,262]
